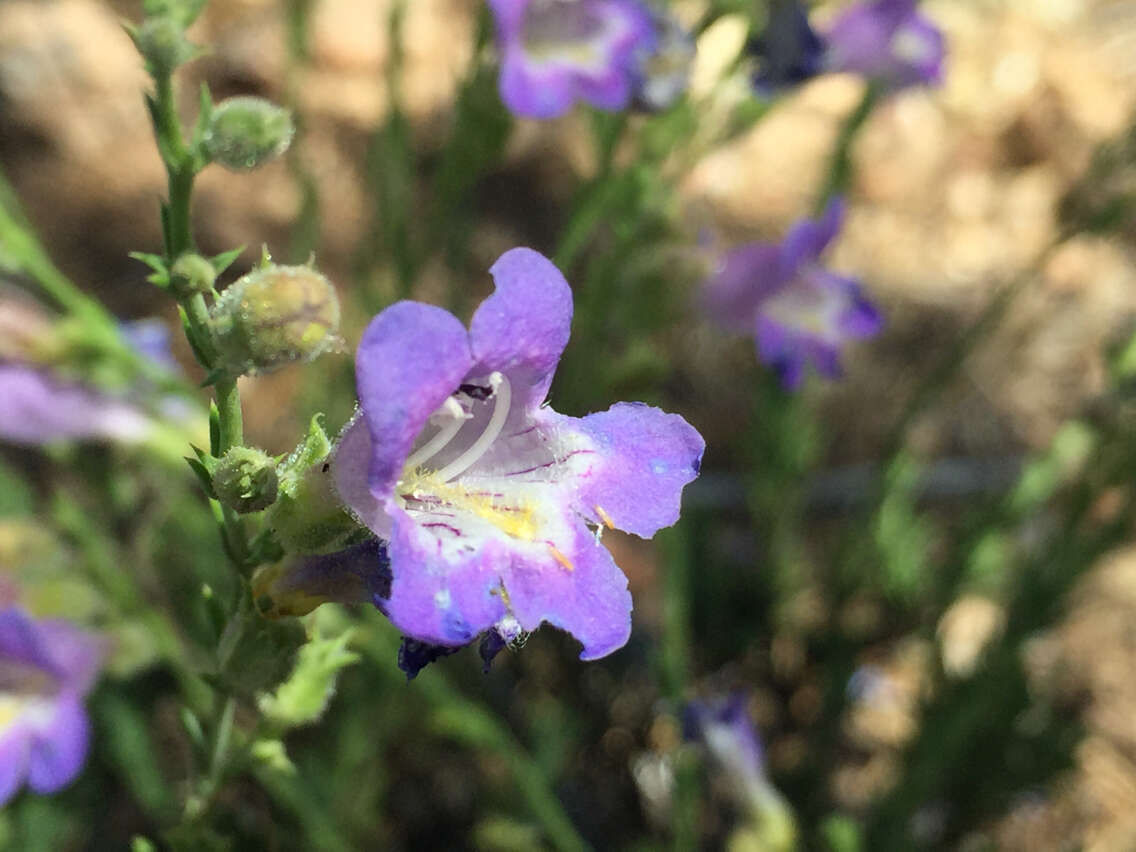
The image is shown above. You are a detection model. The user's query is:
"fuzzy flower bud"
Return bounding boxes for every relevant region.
[210,264,341,376]
[213,446,279,513]
[204,97,295,171]
[171,253,217,296]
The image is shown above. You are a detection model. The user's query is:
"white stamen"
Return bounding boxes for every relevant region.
[405,397,469,471]
[434,373,512,482]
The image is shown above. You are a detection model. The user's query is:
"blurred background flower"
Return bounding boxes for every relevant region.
[0,607,104,806]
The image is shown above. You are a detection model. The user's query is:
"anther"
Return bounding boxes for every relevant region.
[548,543,574,572]
[595,505,616,529]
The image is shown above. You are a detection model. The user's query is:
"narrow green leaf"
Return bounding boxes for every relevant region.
[185,456,217,498]
[208,400,220,457]
[210,245,245,276]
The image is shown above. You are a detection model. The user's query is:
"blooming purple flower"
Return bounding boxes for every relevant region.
[824,0,945,90]
[702,198,882,390]
[489,0,657,118]
[333,247,704,661]
[748,0,943,95]
[0,608,103,805]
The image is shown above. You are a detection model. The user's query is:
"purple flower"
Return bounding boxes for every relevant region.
[252,540,523,679]
[685,694,797,844]
[749,0,826,95]
[0,608,104,805]
[0,364,156,446]
[747,0,943,96]
[702,199,882,390]
[684,695,767,793]
[824,0,945,90]
[333,247,704,660]
[0,294,183,447]
[489,0,657,118]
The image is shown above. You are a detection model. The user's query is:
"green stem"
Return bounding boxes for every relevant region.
[214,375,244,451]
[658,526,691,701]
[816,84,878,208]
[153,73,196,256]
[149,64,251,570]
[552,113,629,273]
[657,525,699,851]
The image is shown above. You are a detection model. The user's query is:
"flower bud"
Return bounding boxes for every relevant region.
[130,16,199,78]
[213,446,279,513]
[210,264,341,376]
[203,97,295,171]
[171,253,217,296]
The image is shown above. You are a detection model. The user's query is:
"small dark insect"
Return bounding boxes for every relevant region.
[322,462,330,473]
[458,383,493,401]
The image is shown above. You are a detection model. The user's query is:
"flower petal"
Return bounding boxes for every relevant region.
[755,314,809,389]
[828,274,885,339]
[503,518,632,660]
[487,0,524,33]
[703,242,788,332]
[34,619,103,695]
[780,198,845,271]
[498,53,578,118]
[887,11,945,87]
[824,0,943,89]
[255,538,391,618]
[470,247,573,409]
[0,608,52,671]
[563,402,704,538]
[398,638,461,680]
[26,694,89,795]
[574,63,635,111]
[0,727,30,806]
[355,302,473,499]
[332,414,390,537]
[384,506,509,646]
